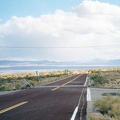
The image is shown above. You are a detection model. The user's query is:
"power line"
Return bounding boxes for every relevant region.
[0,45,119,49]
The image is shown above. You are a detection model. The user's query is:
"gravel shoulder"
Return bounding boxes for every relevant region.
[0,90,21,95]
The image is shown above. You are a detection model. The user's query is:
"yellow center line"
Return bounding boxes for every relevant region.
[0,101,28,114]
[51,74,83,91]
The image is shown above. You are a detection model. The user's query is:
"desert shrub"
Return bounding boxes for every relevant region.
[17,76,23,80]
[6,77,12,82]
[25,76,35,80]
[111,103,120,117]
[15,83,23,89]
[94,96,110,114]
[94,95,120,117]
[90,74,109,86]
[112,116,120,120]
[5,83,15,91]
[29,81,36,86]
[90,113,106,120]
[0,71,71,91]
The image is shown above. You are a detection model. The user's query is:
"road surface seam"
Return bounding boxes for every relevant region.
[35,85,86,88]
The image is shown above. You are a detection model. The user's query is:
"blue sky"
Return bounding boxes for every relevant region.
[1,0,81,21]
[0,0,120,21]
[0,0,120,61]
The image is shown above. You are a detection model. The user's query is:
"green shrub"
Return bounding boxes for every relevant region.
[116,89,120,96]
[0,85,5,91]
[0,78,5,84]
[25,76,35,80]
[90,74,109,86]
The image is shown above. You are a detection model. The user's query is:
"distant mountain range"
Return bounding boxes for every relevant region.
[0,59,120,67]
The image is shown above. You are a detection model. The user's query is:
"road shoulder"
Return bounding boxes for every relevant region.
[87,87,118,120]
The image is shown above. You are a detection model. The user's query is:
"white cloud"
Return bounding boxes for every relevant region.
[0,0,120,61]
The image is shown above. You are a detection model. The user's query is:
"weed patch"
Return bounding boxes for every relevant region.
[91,95,120,120]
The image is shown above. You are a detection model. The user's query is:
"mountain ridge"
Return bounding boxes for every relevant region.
[0,59,120,66]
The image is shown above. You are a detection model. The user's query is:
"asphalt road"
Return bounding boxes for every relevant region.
[0,73,87,120]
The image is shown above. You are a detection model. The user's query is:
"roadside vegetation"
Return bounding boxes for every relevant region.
[89,68,120,120]
[0,70,74,91]
[90,95,120,120]
[88,68,120,89]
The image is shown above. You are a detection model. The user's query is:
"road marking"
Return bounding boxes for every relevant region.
[70,75,87,120]
[70,106,78,120]
[45,75,75,86]
[84,75,88,86]
[51,74,83,91]
[0,101,28,114]
[87,88,91,101]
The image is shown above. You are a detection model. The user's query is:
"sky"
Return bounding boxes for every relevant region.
[0,0,120,62]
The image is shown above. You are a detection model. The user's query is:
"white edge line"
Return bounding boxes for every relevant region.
[70,106,78,120]
[70,74,87,120]
[84,75,88,86]
[87,88,91,101]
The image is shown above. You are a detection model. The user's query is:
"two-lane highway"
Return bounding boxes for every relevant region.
[0,73,87,120]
